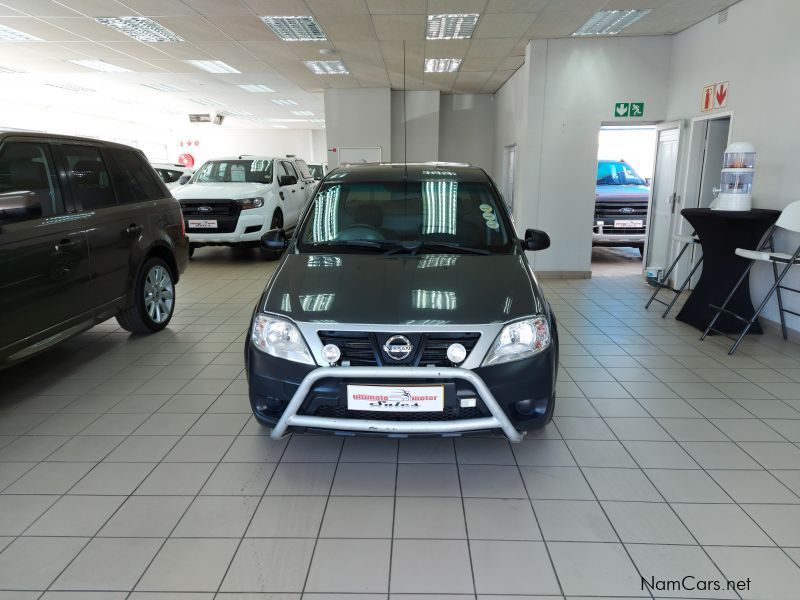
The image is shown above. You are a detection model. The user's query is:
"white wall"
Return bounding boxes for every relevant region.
[493,67,527,185]
[666,0,800,332]
[324,87,391,167]
[495,36,673,273]
[391,90,440,163]
[170,126,315,166]
[439,94,495,174]
[311,129,327,164]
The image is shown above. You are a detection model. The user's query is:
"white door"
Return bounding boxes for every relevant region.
[697,117,731,208]
[644,123,681,279]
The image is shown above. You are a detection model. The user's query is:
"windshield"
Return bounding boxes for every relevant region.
[308,164,324,179]
[296,178,515,254]
[597,161,646,186]
[193,159,272,184]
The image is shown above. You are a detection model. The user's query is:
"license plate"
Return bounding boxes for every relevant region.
[188,219,217,229]
[346,384,444,412]
[614,219,643,228]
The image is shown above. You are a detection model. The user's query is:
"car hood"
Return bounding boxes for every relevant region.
[262,253,546,325]
[173,182,270,200]
[596,184,650,200]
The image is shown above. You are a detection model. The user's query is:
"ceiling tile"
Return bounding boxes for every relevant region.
[424,39,469,58]
[542,0,608,11]
[240,40,296,61]
[0,17,84,41]
[474,12,538,38]
[52,0,134,17]
[21,41,89,59]
[371,14,424,40]
[156,42,213,60]
[287,41,335,59]
[486,0,548,12]
[241,0,310,15]
[496,54,523,70]
[181,0,252,15]
[42,17,133,41]
[116,0,197,16]
[145,58,198,72]
[379,40,424,60]
[604,0,670,8]
[465,37,517,58]
[315,14,376,40]
[0,0,78,17]
[333,40,382,60]
[193,40,261,63]
[155,16,231,42]
[525,10,590,37]
[103,41,174,61]
[428,0,487,14]
[366,0,425,14]
[306,0,369,14]
[460,56,502,71]
[208,16,277,41]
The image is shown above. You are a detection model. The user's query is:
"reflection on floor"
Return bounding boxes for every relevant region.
[592,246,643,277]
[1,246,800,598]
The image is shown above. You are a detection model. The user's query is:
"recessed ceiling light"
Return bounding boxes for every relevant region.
[426,14,479,40]
[238,84,275,93]
[66,59,130,72]
[304,60,348,75]
[185,59,240,74]
[292,110,314,116]
[0,24,42,41]
[261,15,326,41]
[142,82,185,92]
[189,113,212,123]
[0,65,25,73]
[424,58,462,73]
[46,82,97,93]
[308,118,325,123]
[271,98,298,106]
[191,98,224,106]
[573,10,652,36]
[95,16,183,42]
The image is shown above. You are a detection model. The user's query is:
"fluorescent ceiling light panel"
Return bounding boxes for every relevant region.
[292,110,314,116]
[191,98,224,106]
[189,113,211,123]
[272,124,289,128]
[304,60,348,75]
[238,84,275,93]
[0,24,42,41]
[261,15,326,41]
[271,98,298,106]
[426,14,479,40]
[573,10,652,36]
[67,58,130,72]
[0,65,25,73]
[220,108,253,116]
[46,82,96,93]
[308,118,325,123]
[142,82,185,92]
[95,16,183,42]
[424,58,461,73]
[185,59,240,74]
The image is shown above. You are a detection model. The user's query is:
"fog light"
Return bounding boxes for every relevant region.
[515,399,535,416]
[321,343,341,365]
[447,343,467,364]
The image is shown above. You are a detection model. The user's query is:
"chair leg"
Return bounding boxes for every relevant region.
[645,242,690,310]
[769,239,789,340]
[728,260,797,355]
[701,260,755,341]
[662,256,703,318]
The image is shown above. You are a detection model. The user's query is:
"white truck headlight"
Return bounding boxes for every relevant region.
[251,314,314,364]
[482,316,551,366]
[240,197,264,210]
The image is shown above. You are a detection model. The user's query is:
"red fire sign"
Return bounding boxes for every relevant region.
[714,82,728,109]
[178,153,195,168]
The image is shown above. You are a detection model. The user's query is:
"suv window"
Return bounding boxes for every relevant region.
[281,161,298,179]
[155,168,183,184]
[55,145,116,210]
[106,148,164,203]
[0,142,61,225]
[293,159,312,180]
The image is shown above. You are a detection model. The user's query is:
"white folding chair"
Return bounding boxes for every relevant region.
[645,232,703,318]
[702,200,800,354]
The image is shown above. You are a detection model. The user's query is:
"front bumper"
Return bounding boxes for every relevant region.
[245,345,556,441]
[592,222,646,246]
[187,212,268,245]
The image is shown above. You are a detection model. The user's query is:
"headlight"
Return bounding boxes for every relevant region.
[482,316,551,366]
[240,197,264,210]
[251,314,314,364]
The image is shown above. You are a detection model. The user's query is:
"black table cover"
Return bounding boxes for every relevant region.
[676,208,781,333]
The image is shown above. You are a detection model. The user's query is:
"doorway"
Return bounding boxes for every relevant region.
[591,125,657,276]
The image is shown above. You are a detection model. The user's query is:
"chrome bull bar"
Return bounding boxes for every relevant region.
[269,366,525,443]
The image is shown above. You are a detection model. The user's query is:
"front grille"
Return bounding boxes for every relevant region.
[182,199,241,234]
[317,331,481,367]
[314,404,484,422]
[598,227,646,235]
[595,200,648,218]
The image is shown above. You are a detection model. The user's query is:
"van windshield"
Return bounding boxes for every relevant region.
[597,161,646,186]
[296,179,515,254]
[193,159,272,184]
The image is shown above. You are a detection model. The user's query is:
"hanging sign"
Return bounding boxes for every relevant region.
[614,102,644,118]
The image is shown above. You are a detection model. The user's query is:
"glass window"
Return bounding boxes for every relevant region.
[297,179,514,254]
[155,168,182,184]
[56,145,116,210]
[107,149,164,203]
[193,159,272,184]
[282,161,298,179]
[0,142,60,225]
[308,164,323,180]
[293,159,312,180]
[596,161,646,186]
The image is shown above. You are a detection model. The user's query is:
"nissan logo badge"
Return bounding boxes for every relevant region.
[383,335,413,361]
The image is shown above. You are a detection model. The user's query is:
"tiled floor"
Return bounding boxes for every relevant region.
[1,247,800,599]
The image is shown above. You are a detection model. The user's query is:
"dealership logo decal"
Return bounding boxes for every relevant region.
[383,335,413,361]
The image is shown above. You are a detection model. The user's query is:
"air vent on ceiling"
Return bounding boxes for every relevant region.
[189,113,211,123]
[213,113,225,126]
[718,8,728,24]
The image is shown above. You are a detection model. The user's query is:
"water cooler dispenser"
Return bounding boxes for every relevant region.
[714,142,756,211]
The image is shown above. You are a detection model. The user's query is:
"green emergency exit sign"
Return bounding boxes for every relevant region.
[614,102,645,117]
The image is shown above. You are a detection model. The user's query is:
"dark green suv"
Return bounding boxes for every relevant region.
[0,131,189,369]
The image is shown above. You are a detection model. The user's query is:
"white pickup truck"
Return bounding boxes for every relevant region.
[173,155,312,259]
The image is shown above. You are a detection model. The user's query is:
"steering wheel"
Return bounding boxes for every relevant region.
[336,224,385,241]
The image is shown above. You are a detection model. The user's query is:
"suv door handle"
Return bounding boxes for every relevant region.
[126,224,144,235]
[54,239,77,253]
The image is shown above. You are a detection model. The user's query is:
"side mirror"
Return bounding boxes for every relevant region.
[522,228,550,251]
[261,228,288,250]
[278,174,297,187]
[178,175,192,185]
[0,193,42,222]
[645,177,652,187]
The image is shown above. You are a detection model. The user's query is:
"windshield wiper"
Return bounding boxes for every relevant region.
[308,240,396,251]
[383,240,490,256]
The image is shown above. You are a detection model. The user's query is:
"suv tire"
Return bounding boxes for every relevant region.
[260,211,284,261]
[116,256,176,334]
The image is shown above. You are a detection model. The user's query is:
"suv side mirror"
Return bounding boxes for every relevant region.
[522,228,550,251]
[261,228,288,250]
[278,174,297,187]
[0,193,42,224]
